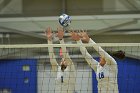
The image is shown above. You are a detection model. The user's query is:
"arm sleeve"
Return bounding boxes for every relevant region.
[77,40,98,71]
[59,39,75,71]
[48,40,58,67]
[89,38,117,65]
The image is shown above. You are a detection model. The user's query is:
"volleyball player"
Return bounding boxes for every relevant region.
[71,31,125,93]
[45,27,76,93]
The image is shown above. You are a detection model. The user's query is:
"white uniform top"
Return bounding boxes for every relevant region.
[56,66,70,84]
[77,39,118,93]
[96,63,118,93]
[54,65,75,93]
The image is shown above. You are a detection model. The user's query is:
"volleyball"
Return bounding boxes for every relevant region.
[58,14,71,27]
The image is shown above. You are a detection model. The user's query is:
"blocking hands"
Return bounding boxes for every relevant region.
[56,27,64,40]
[70,30,90,43]
[44,27,65,41]
[44,27,90,43]
[44,27,53,41]
[70,31,81,41]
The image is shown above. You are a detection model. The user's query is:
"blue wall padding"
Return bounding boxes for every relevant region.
[92,57,140,93]
[92,70,98,93]
[0,59,37,93]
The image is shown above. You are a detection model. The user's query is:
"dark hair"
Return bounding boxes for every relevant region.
[107,50,125,59]
[61,64,67,71]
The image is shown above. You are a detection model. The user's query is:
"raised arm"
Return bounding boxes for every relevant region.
[56,27,73,66]
[44,27,58,71]
[80,32,117,65]
[78,40,98,71]
[71,32,98,71]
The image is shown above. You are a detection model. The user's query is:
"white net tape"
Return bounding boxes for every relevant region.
[0,43,140,48]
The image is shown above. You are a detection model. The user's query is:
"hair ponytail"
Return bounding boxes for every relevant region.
[107,50,125,59]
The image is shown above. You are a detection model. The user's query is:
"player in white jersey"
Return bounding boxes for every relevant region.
[45,27,76,93]
[71,31,125,93]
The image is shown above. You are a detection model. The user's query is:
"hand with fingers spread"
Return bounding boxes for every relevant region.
[71,31,80,41]
[79,31,90,43]
[44,27,53,41]
[57,27,64,40]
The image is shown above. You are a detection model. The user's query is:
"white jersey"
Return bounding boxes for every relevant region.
[56,66,70,84]
[96,63,118,93]
[55,66,75,93]
[77,39,119,93]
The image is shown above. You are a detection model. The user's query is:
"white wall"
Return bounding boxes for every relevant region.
[103,0,115,12]
[37,62,93,93]
[115,0,131,11]
[0,0,22,14]
[103,0,134,12]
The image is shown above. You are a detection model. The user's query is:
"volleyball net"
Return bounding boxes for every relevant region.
[0,43,140,93]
